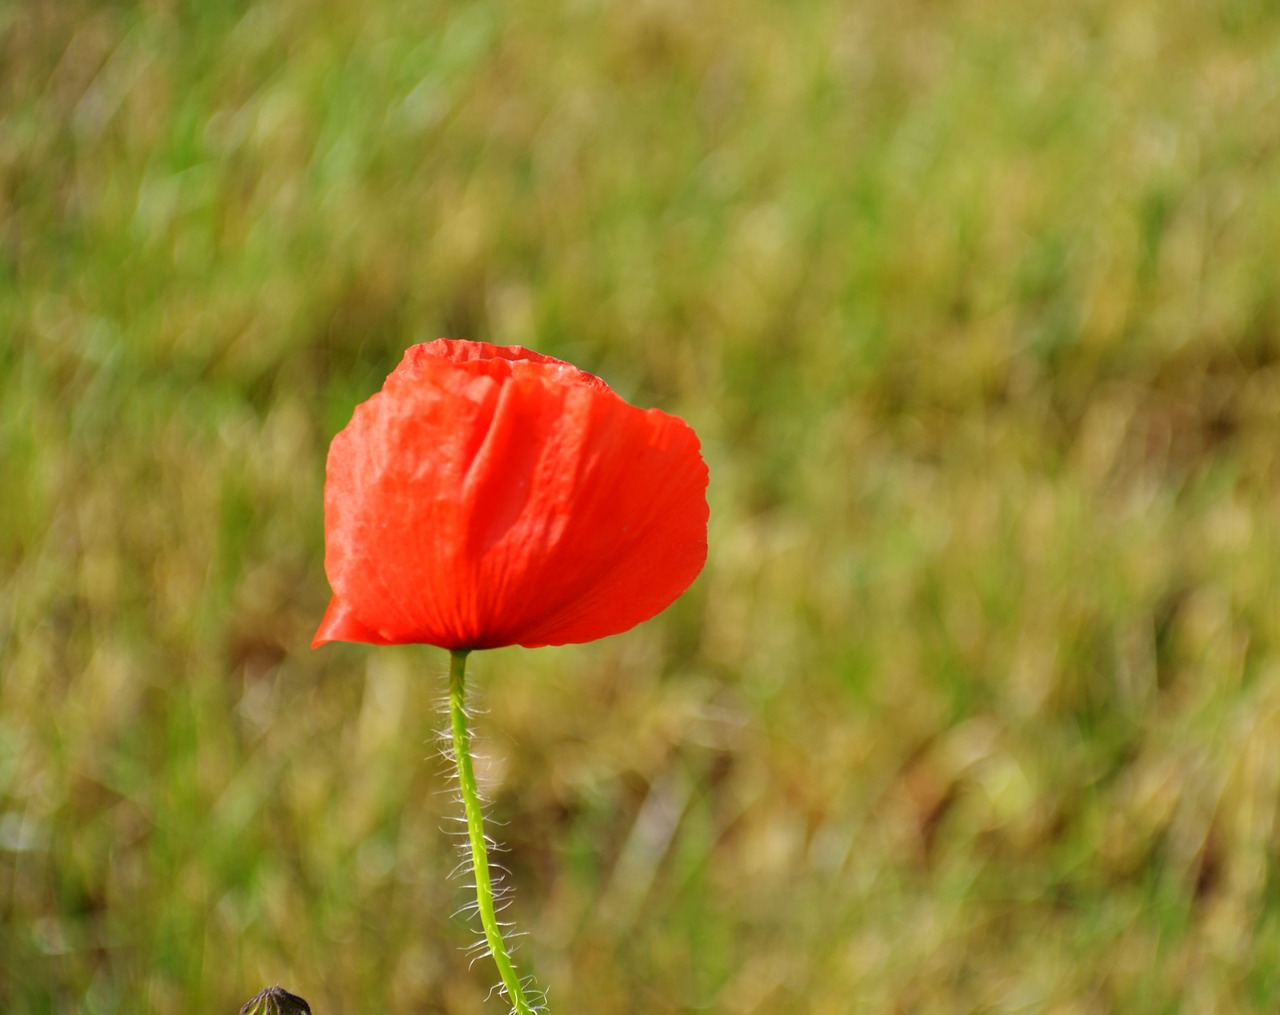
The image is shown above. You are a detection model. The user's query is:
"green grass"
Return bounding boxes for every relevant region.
[4,0,1280,1010]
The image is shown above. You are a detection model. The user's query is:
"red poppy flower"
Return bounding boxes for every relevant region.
[313,339,709,651]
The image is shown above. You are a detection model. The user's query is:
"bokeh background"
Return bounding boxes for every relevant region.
[5,0,1280,1011]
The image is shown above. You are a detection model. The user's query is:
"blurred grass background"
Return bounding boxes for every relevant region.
[4,0,1280,1011]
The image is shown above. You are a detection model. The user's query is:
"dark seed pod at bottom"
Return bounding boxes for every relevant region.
[238,986,312,1015]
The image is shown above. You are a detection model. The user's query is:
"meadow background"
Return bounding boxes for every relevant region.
[4,0,1280,1011]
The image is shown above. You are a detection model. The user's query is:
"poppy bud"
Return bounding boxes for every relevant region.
[238,986,312,1015]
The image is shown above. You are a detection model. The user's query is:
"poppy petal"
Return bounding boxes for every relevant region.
[316,340,708,651]
[312,596,398,648]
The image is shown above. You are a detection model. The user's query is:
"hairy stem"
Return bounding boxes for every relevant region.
[448,649,537,1014]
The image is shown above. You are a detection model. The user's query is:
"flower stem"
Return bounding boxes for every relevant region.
[448,649,537,1014]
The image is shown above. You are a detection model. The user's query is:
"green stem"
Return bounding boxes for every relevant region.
[448,649,537,1014]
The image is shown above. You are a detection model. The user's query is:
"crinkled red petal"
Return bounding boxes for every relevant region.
[315,340,708,650]
[312,596,397,648]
